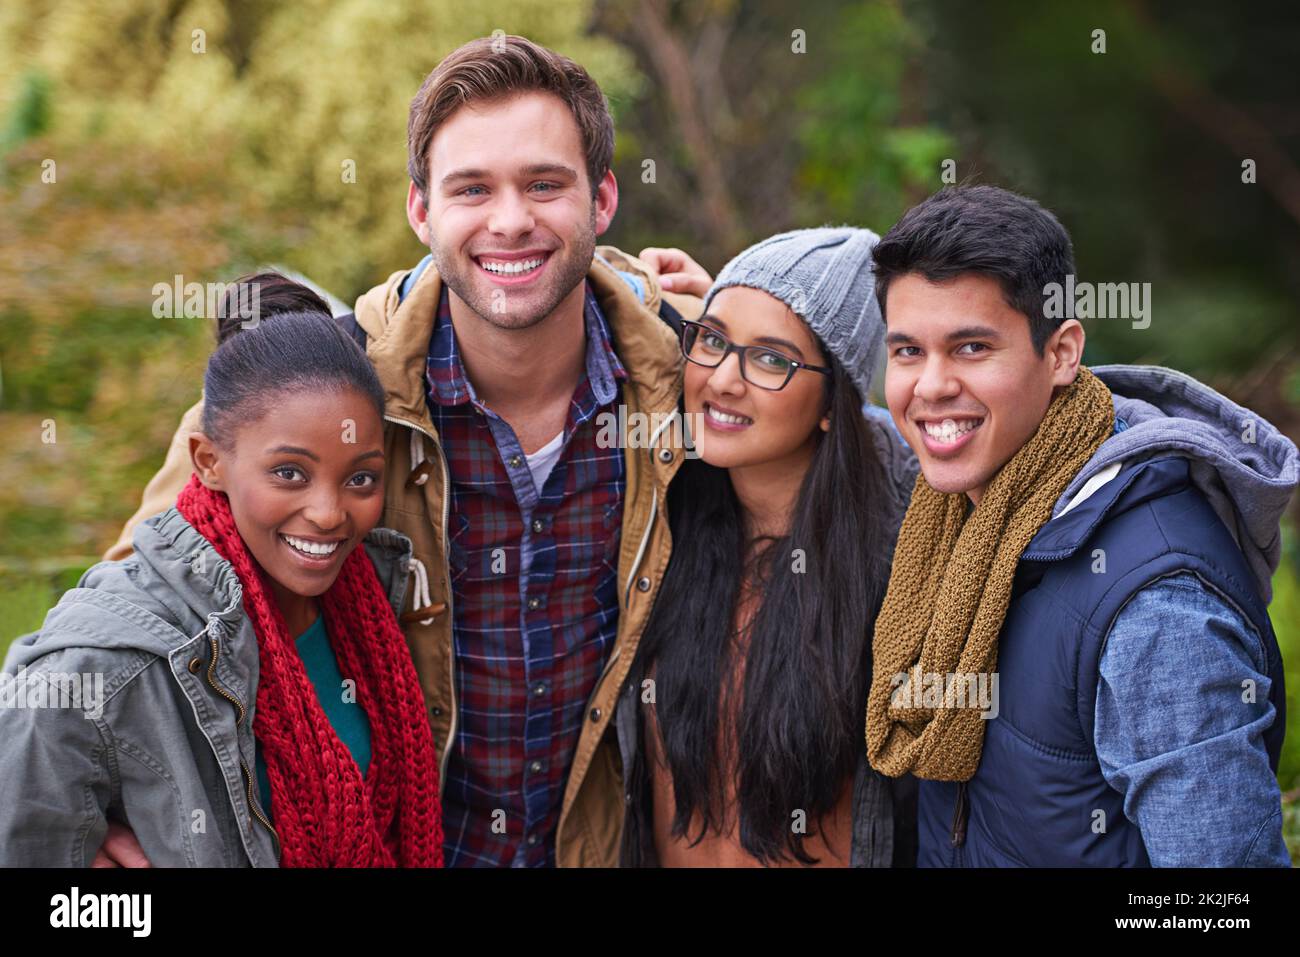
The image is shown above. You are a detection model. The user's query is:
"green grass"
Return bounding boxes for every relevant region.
[1269,535,1300,863]
[0,561,94,656]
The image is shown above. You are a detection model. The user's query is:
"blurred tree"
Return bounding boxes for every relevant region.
[0,0,639,300]
[597,0,953,270]
[903,0,1300,513]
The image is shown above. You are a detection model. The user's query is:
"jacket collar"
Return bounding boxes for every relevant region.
[1020,455,1191,561]
[134,507,247,639]
[134,507,415,637]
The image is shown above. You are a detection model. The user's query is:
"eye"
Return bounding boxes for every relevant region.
[893,346,921,358]
[700,330,727,351]
[271,466,306,482]
[752,349,793,371]
[459,185,487,197]
[529,181,559,193]
[347,472,379,488]
[957,342,989,355]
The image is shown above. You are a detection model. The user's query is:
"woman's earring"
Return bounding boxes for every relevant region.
[820,415,830,432]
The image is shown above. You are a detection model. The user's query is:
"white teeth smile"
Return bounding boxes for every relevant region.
[479,257,545,275]
[280,534,340,558]
[923,417,983,443]
[707,404,752,426]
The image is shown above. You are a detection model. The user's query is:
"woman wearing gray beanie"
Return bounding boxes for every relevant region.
[619,227,919,867]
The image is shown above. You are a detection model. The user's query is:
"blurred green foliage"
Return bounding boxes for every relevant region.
[0,0,637,298]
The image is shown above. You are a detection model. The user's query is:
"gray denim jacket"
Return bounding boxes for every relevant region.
[0,506,414,867]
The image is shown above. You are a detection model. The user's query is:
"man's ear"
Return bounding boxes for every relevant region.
[189,432,228,492]
[406,181,432,246]
[1046,318,1086,388]
[594,169,618,237]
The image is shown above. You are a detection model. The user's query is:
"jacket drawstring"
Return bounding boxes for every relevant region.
[399,426,447,625]
[406,557,437,626]
[407,429,434,487]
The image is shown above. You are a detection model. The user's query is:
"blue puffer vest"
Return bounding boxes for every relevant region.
[916,455,1287,866]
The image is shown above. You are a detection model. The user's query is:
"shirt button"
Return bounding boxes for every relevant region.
[636,576,651,592]
[508,454,523,468]
[527,834,540,847]
[529,760,543,774]
[532,518,545,534]
[527,596,542,611]
[532,683,547,697]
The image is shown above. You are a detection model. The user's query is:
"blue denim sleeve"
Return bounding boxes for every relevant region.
[1094,572,1291,867]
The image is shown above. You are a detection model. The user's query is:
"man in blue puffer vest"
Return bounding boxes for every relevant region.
[866,184,1295,867]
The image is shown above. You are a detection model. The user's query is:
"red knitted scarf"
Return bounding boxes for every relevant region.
[175,474,444,867]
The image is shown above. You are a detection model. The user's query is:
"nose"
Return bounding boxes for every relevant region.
[705,351,748,396]
[302,487,347,534]
[913,354,960,405]
[487,187,536,239]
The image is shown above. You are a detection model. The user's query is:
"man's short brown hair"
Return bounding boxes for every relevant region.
[407,35,615,202]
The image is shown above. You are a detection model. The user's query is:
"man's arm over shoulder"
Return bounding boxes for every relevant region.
[1094,572,1291,866]
[595,244,705,323]
[103,399,203,561]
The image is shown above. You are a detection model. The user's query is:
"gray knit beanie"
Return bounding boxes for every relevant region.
[701,226,884,401]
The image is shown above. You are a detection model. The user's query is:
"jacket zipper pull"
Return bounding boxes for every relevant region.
[950,781,969,847]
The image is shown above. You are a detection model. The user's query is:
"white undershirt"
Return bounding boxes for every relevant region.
[525,430,565,493]
[1058,460,1124,517]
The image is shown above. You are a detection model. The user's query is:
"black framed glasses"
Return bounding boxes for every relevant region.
[679,320,832,391]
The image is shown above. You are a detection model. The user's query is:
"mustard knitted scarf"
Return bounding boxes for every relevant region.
[866,366,1114,782]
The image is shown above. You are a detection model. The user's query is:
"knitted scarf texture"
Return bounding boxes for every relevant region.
[176,474,444,866]
[866,367,1114,781]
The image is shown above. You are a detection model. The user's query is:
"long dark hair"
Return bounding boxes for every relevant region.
[634,350,895,865]
[202,272,383,448]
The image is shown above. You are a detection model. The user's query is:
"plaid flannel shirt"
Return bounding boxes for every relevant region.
[426,282,627,866]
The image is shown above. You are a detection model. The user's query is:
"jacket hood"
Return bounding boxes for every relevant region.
[4,507,415,673]
[1055,364,1299,601]
[4,508,244,672]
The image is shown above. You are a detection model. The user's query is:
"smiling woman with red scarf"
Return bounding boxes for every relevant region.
[0,277,443,867]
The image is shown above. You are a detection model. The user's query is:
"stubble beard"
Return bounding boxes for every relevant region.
[431,205,598,332]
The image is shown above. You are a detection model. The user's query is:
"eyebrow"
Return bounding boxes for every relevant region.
[265,445,384,464]
[698,314,807,359]
[440,163,579,189]
[885,325,1003,346]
